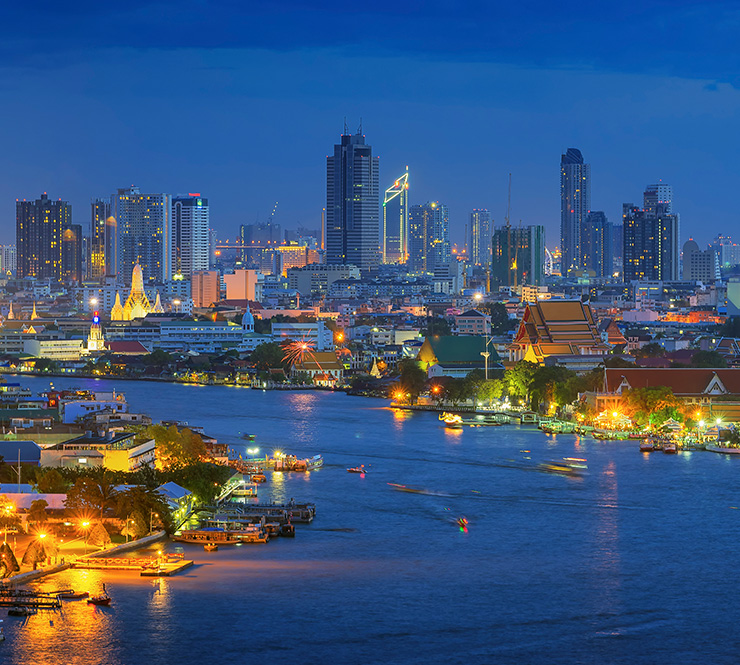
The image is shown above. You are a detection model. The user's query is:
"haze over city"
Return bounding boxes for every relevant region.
[2,1,739,247]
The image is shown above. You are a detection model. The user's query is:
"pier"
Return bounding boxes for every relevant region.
[72,555,194,577]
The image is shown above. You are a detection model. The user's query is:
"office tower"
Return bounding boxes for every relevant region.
[560,148,591,275]
[682,240,720,282]
[192,270,221,308]
[0,245,17,275]
[469,209,491,267]
[382,168,410,264]
[581,211,613,277]
[112,186,171,283]
[491,224,546,287]
[61,224,83,283]
[326,128,380,272]
[89,198,110,282]
[622,203,679,282]
[643,183,673,215]
[16,193,71,281]
[408,202,450,274]
[172,194,209,279]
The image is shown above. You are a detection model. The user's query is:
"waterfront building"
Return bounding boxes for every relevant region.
[508,300,610,363]
[469,209,491,267]
[491,224,545,287]
[623,203,679,282]
[192,270,221,308]
[113,186,172,283]
[682,239,720,282]
[16,193,71,281]
[326,128,380,272]
[89,198,110,282]
[581,211,612,277]
[408,202,450,274]
[417,336,500,378]
[158,320,248,353]
[382,168,410,264]
[560,148,591,275]
[172,194,209,279]
[291,351,345,386]
[23,338,85,362]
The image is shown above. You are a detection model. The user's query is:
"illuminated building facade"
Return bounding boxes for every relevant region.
[382,169,410,264]
[560,148,591,274]
[326,129,379,272]
[89,198,110,282]
[192,270,221,308]
[61,223,83,283]
[408,202,450,273]
[113,186,171,284]
[623,202,679,282]
[87,311,106,352]
[16,193,71,281]
[469,209,491,267]
[172,194,209,279]
[491,224,545,287]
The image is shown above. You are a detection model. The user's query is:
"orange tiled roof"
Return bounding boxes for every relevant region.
[604,368,740,396]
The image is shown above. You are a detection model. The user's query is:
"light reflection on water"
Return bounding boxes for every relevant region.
[4,376,740,664]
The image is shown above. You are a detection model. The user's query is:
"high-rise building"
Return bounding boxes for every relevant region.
[408,202,450,274]
[622,202,679,282]
[682,239,720,282]
[224,269,259,301]
[112,186,172,283]
[643,183,673,215]
[89,198,110,282]
[491,224,546,287]
[326,129,379,272]
[0,245,17,275]
[62,224,83,283]
[581,211,613,277]
[382,168,410,264]
[16,193,71,281]
[469,209,491,267]
[192,270,221,308]
[560,148,591,275]
[172,194,209,279]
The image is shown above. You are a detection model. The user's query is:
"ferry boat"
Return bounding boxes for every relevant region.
[663,442,678,454]
[87,585,111,606]
[640,440,655,452]
[705,444,740,455]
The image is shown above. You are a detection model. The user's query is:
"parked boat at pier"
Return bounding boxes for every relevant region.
[57,590,89,600]
[705,444,740,455]
[87,585,111,606]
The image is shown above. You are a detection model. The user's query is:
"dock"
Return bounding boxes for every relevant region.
[71,555,194,577]
[0,589,61,609]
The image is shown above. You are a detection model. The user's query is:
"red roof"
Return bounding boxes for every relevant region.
[106,341,149,355]
[604,368,740,396]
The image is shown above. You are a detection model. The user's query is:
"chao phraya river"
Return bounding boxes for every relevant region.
[4,376,740,664]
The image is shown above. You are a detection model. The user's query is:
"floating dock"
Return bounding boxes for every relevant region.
[71,556,194,576]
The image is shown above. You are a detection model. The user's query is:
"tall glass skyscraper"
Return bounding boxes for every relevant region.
[408,202,450,274]
[173,194,210,278]
[469,209,491,267]
[382,168,409,264]
[326,129,379,272]
[560,148,591,275]
[112,186,171,283]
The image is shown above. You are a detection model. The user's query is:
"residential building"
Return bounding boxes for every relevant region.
[113,186,172,283]
[382,168,410,264]
[682,239,720,282]
[326,128,380,272]
[409,202,450,273]
[89,198,110,282]
[581,211,612,277]
[643,183,673,215]
[192,270,221,308]
[491,224,545,287]
[0,244,17,275]
[271,321,333,351]
[172,194,209,278]
[469,209,491,267]
[455,310,491,336]
[560,148,591,274]
[288,264,361,296]
[16,193,71,281]
[61,223,83,283]
[623,203,679,282]
[224,269,259,301]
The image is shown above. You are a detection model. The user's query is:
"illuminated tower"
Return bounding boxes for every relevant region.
[469,209,491,267]
[560,148,591,275]
[172,194,210,279]
[87,311,106,352]
[326,126,380,272]
[89,198,110,282]
[382,168,410,264]
[16,193,71,281]
[408,202,450,273]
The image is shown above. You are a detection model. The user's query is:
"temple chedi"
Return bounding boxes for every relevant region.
[110,264,164,321]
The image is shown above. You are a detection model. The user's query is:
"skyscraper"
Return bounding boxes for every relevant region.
[491,224,546,287]
[382,168,409,264]
[469,209,491,267]
[560,148,591,275]
[408,202,450,273]
[326,128,379,272]
[173,194,210,279]
[62,224,83,283]
[581,211,613,277]
[16,193,71,281]
[112,186,172,283]
[623,202,679,282]
[89,198,110,282]
[643,183,673,215]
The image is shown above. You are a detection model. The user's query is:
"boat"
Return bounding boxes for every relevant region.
[387,483,452,497]
[347,465,367,473]
[306,455,323,470]
[537,459,587,476]
[58,590,89,600]
[440,412,463,428]
[705,444,740,455]
[7,606,36,617]
[203,543,218,552]
[87,585,112,606]
[663,442,678,454]
[251,473,267,483]
[640,440,655,452]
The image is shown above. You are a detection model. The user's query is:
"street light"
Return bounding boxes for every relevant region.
[150,511,159,535]
[81,521,90,555]
[173,299,181,314]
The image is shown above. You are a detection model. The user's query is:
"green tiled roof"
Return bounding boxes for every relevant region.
[422,335,500,365]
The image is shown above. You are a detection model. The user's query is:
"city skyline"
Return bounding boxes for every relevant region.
[1,4,739,250]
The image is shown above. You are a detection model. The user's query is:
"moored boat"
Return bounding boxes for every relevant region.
[58,590,89,600]
[705,444,740,455]
[663,442,678,454]
[640,440,655,452]
[8,606,36,617]
[251,473,267,483]
[87,585,111,606]
[203,543,218,552]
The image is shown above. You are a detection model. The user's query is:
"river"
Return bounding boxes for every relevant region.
[3,375,740,664]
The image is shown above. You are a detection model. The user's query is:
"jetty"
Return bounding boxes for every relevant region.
[0,589,61,609]
[72,555,194,577]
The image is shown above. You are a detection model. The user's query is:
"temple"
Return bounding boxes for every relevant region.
[110,264,164,321]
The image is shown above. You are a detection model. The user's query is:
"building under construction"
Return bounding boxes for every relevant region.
[491,224,546,288]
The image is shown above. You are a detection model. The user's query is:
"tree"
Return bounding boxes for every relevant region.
[422,317,452,337]
[250,342,286,371]
[27,499,49,525]
[442,378,475,405]
[635,342,666,358]
[620,386,685,426]
[489,302,515,335]
[0,542,20,578]
[143,349,173,366]
[65,472,119,519]
[36,468,68,494]
[397,359,427,400]
[115,486,173,536]
[506,361,539,404]
[146,424,207,470]
[690,350,727,368]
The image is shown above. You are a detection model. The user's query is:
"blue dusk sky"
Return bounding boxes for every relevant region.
[1,1,739,249]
